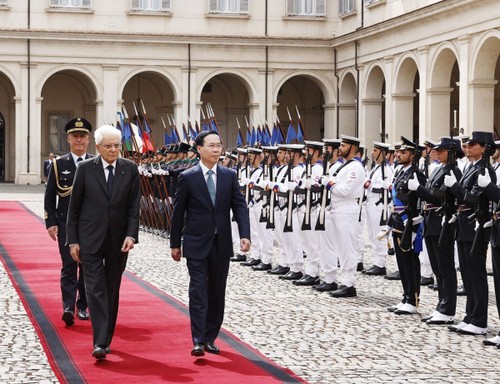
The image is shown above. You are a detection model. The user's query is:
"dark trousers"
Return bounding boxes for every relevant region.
[425,235,457,316]
[393,232,420,306]
[186,238,230,344]
[80,234,128,347]
[57,220,86,312]
[456,237,489,328]
[492,245,500,324]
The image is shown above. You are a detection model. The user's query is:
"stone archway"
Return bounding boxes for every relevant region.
[41,70,97,167]
[363,65,386,146]
[393,57,420,142]
[0,72,15,182]
[122,71,175,148]
[338,72,356,137]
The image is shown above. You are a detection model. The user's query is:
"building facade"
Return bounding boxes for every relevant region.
[0,0,498,183]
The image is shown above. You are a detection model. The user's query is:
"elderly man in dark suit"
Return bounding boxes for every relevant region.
[170,131,250,357]
[44,117,94,326]
[67,124,140,359]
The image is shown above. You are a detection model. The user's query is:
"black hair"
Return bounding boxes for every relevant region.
[195,131,220,147]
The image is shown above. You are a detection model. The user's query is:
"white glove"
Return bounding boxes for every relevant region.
[278,183,288,193]
[241,177,250,185]
[444,172,457,188]
[303,179,312,189]
[257,179,268,189]
[407,174,420,191]
[477,172,491,188]
[287,181,297,191]
[381,179,392,190]
[322,176,335,187]
[376,225,391,241]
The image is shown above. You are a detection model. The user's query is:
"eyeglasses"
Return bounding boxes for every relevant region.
[101,143,122,150]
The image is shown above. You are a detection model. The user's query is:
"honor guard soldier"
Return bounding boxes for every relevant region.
[444,131,496,335]
[267,145,293,275]
[231,148,250,262]
[253,146,279,271]
[385,137,426,314]
[293,140,325,286]
[314,138,342,292]
[240,147,266,267]
[44,116,94,325]
[477,141,500,346]
[407,136,464,325]
[322,135,365,297]
[362,141,394,276]
[277,144,306,281]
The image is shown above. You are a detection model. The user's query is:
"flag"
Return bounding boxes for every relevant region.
[296,120,305,143]
[141,117,155,153]
[164,131,171,145]
[236,129,244,147]
[286,123,297,144]
[251,127,257,146]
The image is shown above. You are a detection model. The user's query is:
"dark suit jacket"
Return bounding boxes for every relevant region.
[44,153,94,228]
[170,164,250,259]
[66,156,140,254]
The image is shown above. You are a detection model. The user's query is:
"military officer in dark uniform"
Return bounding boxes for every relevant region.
[386,137,426,315]
[44,117,94,326]
[407,137,463,324]
[444,131,496,335]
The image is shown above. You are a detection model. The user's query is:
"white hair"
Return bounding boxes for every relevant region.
[94,124,122,145]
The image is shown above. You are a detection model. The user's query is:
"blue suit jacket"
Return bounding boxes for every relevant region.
[170,163,250,259]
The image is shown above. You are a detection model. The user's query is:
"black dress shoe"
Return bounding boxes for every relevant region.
[230,253,246,262]
[356,262,364,272]
[92,345,107,360]
[191,342,205,357]
[76,309,89,320]
[280,271,303,280]
[313,281,338,292]
[385,271,400,280]
[363,265,387,276]
[457,285,466,296]
[204,341,220,354]
[293,275,320,286]
[268,265,290,275]
[330,285,357,298]
[420,276,434,286]
[241,258,261,267]
[252,262,272,271]
[105,346,111,354]
[62,309,74,326]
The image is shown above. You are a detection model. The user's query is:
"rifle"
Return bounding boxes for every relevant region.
[266,159,277,229]
[301,153,313,230]
[379,158,390,226]
[283,158,294,233]
[398,146,423,252]
[315,151,332,230]
[258,153,270,223]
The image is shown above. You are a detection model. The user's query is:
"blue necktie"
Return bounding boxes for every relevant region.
[206,170,216,205]
[107,165,114,196]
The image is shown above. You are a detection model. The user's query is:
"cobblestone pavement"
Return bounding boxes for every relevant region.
[1,183,500,383]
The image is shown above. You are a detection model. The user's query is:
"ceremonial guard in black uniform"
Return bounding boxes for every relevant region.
[445,131,496,335]
[407,137,463,324]
[385,137,426,314]
[44,117,94,325]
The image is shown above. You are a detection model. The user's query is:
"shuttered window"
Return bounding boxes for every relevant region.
[286,0,325,16]
[208,0,249,14]
[131,0,170,11]
[50,0,91,7]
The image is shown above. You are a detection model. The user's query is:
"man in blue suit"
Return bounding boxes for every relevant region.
[170,131,250,357]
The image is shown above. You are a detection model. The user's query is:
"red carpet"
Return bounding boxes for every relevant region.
[0,201,305,384]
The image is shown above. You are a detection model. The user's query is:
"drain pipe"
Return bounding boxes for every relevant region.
[265,0,268,120]
[334,48,340,139]
[27,0,31,175]
[355,41,359,137]
[187,43,191,119]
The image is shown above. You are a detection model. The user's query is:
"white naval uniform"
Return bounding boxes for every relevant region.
[297,160,324,278]
[272,164,292,268]
[329,158,365,288]
[247,166,265,262]
[318,160,343,284]
[232,166,248,254]
[365,162,394,268]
